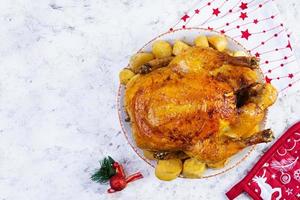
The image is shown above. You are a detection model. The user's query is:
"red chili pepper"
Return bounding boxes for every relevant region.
[125,172,143,183]
[108,174,127,192]
[107,161,143,193]
[113,162,125,178]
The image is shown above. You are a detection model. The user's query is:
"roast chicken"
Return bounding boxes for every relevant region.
[124,47,277,167]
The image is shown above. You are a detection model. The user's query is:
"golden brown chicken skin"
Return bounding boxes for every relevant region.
[125,47,277,167]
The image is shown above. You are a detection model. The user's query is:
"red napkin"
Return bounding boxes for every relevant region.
[226,122,300,200]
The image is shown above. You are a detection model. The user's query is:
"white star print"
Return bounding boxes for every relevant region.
[255,189,258,193]
[271,174,276,179]
[263,163,269,167]
[286,188,293,195]
[297,193,300,198]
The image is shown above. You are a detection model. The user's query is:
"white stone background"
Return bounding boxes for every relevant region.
[0,0,299,200]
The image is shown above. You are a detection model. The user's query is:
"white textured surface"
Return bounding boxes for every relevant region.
[0,0,299,200]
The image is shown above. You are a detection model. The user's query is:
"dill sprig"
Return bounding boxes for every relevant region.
[91,156,116,183]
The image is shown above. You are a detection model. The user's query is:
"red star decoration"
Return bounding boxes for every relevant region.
[181,14,190,22]
[240,2,248,10]
[241,29,251,40]
[287,41,292,50]
[255,52,260,57]
[240,12,248,20]
[288,73,294,79]
[213,8,220,16]
[265,76,272,83]
[253,19,259,24]
[195,9,200,14]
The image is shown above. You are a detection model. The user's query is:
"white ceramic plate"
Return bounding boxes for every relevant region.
[117,27,262,178]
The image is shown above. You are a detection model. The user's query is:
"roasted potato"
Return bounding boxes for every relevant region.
[182,158,206,178]
[194,35,209,48]
[152,40,172,58]
[155,159,182,181]
[119,69,135,85]
[143,150,155,160]
[207,159,228,169]
[208,35,228,52]
[172,40,190,55]
[129,52,154,73]
[233,51,248,57]
[255,84,278,110]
